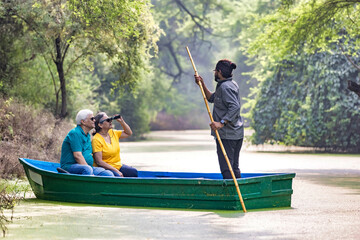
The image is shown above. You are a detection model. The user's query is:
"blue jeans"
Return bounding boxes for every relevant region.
[110,164,138,177]
[67,164,114,176]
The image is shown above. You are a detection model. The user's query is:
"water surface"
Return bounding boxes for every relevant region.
[6,130,360,239]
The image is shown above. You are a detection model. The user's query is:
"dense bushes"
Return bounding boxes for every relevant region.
[249,51,360,152]
[0,98,73,178]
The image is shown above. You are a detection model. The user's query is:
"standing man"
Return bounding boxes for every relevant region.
[195,59,244,179]
[60,109,114,176]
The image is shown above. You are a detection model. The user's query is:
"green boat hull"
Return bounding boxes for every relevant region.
[19,158,295,211]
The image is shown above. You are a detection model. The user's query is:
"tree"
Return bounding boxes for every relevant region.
[2,0,159,118]
[248,0,360,70]
[91,55,168,139]
[0,4,27,95]
[152,0,224,85]
[150,0,260,129]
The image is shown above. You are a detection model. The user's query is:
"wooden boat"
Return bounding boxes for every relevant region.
[19,158,295,211]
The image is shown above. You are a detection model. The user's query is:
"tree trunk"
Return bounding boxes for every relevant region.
[54,36,67,118]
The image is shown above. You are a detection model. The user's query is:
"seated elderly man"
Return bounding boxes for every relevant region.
[60,109,114,176]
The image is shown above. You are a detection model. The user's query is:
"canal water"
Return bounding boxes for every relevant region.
[6,130,360,239]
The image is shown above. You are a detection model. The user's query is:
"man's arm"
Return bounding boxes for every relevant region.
[69,131,88,165]
[195,75,213,100]
[73,152,88,165]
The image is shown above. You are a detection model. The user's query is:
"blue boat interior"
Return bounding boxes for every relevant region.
[20,158,277,180]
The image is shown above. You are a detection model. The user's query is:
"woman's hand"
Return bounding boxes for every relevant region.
[93,151,123,177]
[114,115,123,124]
[117,116,133,138]
[116,170,124,177]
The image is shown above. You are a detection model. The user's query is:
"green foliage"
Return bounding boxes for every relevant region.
[239,0,360,152]
[8,56,56,109]
[0,181,22,237]
[112,90,152,140]
[0,179,30,237]
[2,0,266,135]
[248,0,360,62]
[1,0,160,118]
[0,6,26,95]
[67,70,100,119]
[92,56,162,139]
[249,49,360,152]
[69,0,161,88]
[0,180,30,195]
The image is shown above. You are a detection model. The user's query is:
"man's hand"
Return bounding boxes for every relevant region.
[194,75,204,86]
[210,121,224,131]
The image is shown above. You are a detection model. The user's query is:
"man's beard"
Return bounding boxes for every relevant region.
[214,73,220,82]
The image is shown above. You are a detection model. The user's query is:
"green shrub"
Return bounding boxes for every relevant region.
[0,181,23,237]
[249,51,360,152]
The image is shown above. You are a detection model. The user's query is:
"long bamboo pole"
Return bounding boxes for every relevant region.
[185,46,247,213]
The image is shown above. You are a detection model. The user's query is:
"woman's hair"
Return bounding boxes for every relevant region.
[93,112,106,136]
[215,59,237,78]
[75,109,93,125]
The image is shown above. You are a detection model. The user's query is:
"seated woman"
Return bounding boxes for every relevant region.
[92,112,138,177]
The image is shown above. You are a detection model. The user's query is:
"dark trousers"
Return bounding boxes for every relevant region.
[216,138,243,179]
[111,164,138,177]
[120,164,138,177]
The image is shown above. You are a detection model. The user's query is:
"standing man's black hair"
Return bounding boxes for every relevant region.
[215,59,237,78]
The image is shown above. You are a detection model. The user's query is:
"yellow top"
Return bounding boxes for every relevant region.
[92,129,123,169]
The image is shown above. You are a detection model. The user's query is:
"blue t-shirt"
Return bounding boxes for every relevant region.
[60,125,94,171]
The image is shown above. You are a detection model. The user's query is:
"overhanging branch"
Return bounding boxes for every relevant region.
[338,43,360,71]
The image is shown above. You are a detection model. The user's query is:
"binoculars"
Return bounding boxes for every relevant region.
[100,115,121,123]
[109,115,121,120]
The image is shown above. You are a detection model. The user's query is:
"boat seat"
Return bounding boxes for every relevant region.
[57,167,70,174]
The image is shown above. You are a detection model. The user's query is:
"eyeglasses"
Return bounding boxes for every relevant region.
[99,118,112,124]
